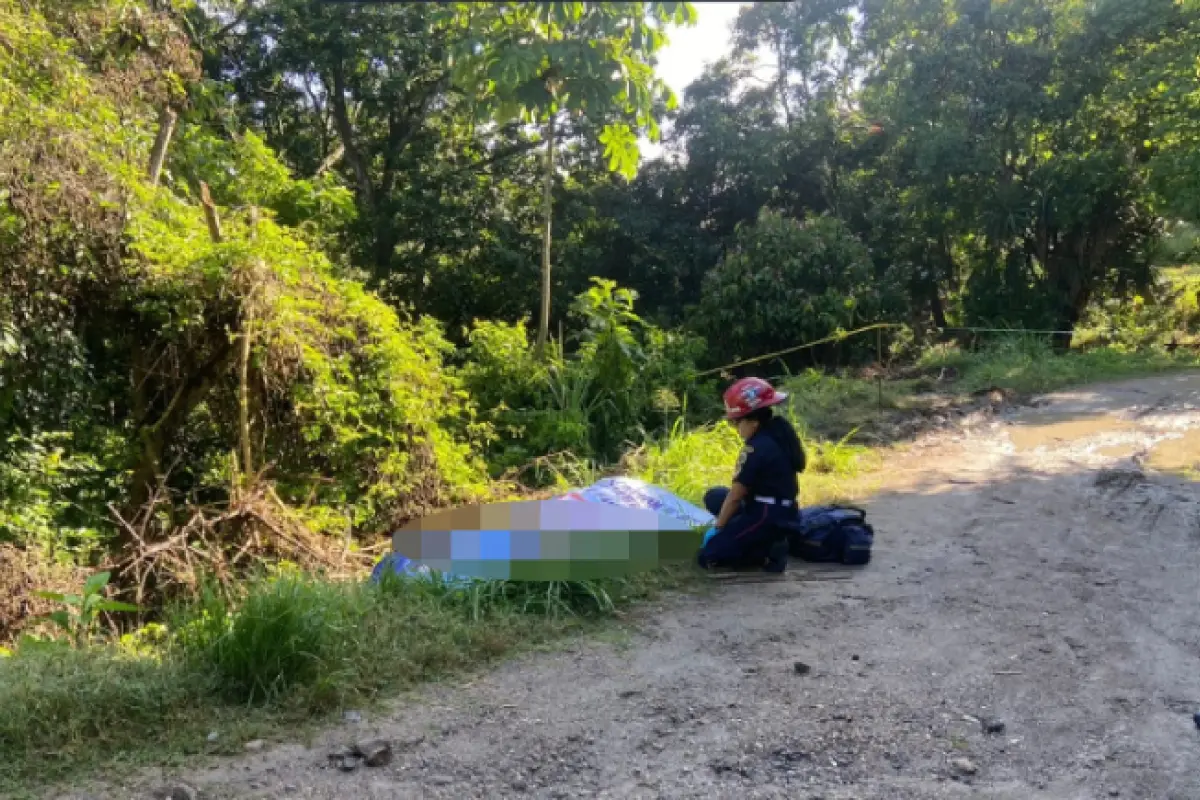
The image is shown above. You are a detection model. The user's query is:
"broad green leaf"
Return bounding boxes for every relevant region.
[598,123,640,180]
[45,610,71,631]
[83,571,112,597]
[95,600,140,613]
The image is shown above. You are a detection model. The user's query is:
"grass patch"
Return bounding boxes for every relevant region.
[919,337,1200,395]
[781,369,908,434]
[0,566,689,792]
[769,338,1200,442]
[629,411,878,509]
[627,417,745,506]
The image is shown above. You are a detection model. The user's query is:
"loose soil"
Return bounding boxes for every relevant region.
[56,373,1200,800]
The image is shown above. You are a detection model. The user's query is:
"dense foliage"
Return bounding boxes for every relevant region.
[0,0,488,564]
[695,212,900,365]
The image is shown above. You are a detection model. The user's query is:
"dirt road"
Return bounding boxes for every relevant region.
[66,373,1200,800]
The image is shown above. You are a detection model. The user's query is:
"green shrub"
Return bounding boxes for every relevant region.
[960,251,1060,332]
[1154,221,1200,266]
[458,318,551,414]
[0,0,491,550]
[576,282,715,446]
[1075,266,1200,349]
[456,319,599,475]
[693,211,900,366]
[459,280,711,481]
[172,576,368,706]
[0,433,120,560]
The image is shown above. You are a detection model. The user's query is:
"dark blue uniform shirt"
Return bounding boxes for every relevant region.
[734,429,798,503]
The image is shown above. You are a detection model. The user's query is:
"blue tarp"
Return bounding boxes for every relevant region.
[370,551,476,588]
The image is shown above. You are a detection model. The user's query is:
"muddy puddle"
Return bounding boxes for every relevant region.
[1094,444,1140,460]
[1146,429,1200,475]
[1007,408,1200,474]
[1007,413,1139,452]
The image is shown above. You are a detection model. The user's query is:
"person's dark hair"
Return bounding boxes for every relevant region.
[744,407,806,473]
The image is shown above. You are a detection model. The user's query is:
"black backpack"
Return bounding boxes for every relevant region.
[787,505,874,566]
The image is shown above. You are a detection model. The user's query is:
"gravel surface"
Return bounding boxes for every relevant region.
[58,373,1200,800]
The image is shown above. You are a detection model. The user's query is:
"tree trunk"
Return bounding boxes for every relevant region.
[773,26,793,128]
[929,285,948,330]
[327,64,374,207]
[372,222,400,287]
[129,426,166,517]
[124,186,231,529]
[125,339,236,530]
[127,341,156,514]
[237,316,253,481]
[314,143,345,177]
[238,212,259,484]
[147,107,178,186]
[535,112,558,357]
[1051,309,1078,352]
[1051,270,1093,352]
[198,182,222,243]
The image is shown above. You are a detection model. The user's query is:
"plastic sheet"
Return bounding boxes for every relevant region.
[372,477,713,585]
[556,477,714,528]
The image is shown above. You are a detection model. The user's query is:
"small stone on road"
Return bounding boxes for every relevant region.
[981,718,1006,735]
[951,758,978,776]
[354,739,393,767]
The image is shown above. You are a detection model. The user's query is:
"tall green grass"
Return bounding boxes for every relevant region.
[628,417,744,506]
[918,337,1200,395]
[0,566,687,790]
[0,647,212,770]
[781,370,903,434]
[630,411,877,509]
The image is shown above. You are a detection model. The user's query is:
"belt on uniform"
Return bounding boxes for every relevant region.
[753,496,794,507]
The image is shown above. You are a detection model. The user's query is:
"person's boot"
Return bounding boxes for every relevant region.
[763,540,788,573]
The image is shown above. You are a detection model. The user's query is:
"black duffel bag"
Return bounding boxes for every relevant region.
[787,505,874,566]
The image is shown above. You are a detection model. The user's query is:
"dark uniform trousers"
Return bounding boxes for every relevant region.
[698,487,795,570]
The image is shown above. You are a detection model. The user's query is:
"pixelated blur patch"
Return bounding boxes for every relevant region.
[392,499,703,581]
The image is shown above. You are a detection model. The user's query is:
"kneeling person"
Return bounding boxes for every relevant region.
[699,377,806,573]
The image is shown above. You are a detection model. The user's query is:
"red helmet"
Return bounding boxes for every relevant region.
[723,377,788,420]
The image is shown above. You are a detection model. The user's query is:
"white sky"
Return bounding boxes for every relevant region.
[641,2,749,161]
